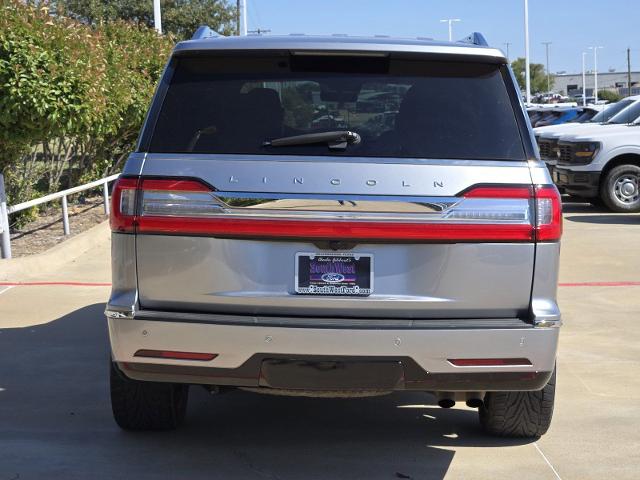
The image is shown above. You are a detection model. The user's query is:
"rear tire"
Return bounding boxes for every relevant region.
[110,361,189,431]
[601,164,640,212]
[479,368,556,438]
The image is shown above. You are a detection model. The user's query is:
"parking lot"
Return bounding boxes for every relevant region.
[1,200,639,480]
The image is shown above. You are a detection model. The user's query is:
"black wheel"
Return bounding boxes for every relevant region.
[479,368,556,438]
[110,361,189,431]
[600,164,640,212]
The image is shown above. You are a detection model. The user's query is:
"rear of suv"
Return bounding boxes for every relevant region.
[107,30,562,437]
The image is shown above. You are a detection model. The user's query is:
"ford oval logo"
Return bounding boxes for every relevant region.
[321,273,345,283]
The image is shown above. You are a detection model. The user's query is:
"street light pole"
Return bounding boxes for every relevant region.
[589,46,603,103]
[582,52,587,106]
[504,42,511,60]
[542,42,552,92]
[524,0,531,104]
[238,0,247,36]
[440,18,461,42]
[153,0,162,34]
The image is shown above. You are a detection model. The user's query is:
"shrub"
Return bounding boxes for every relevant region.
[0,1,173,225]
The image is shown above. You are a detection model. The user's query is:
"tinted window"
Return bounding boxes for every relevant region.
[608,101,640,124]
[590,100,633,123]
[148,55,525,160]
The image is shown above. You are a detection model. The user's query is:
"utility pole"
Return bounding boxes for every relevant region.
[153,0,162,34]
[628,47,632,97]
[440,18,461,42]
[542,42,552,92]
[589,46,603,103]
[582,52,587,106]
[236,0,240,35]
[524,0,531,104]
[504,42,511,60]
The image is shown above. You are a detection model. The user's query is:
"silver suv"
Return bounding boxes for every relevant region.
[107,30,562,437]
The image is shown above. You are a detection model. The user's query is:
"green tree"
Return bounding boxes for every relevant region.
[511,57,554,93]
[58,0,237,39]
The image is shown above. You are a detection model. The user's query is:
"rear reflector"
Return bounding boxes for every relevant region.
[448,358,532,367]
[110,178,562,243]
[134,349,218,361]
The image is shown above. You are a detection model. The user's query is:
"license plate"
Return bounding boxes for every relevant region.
[295,253,373,296]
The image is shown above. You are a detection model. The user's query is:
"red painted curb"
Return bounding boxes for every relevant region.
[0,281,111,287]
[559,281,640,287]
[2,281,640,288]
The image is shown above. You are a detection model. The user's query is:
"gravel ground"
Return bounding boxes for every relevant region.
[9,195,108,257]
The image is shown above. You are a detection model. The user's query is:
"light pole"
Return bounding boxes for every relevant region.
[524,0,531,104]
[153,0,162,34]
[440,18,461,42]
[237,0,247,36]
[542,42,552,92]
[589,46,603,103]
[582,52,587,106]
[504,42,511,60]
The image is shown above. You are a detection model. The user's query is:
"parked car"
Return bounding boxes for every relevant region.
[527,105,584,128]
[535,98,640,179]
[553,102,640,211]
[535,108,581,127]
[106,30,562,437]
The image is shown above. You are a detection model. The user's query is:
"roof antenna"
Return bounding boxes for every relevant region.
[192,26,223,40]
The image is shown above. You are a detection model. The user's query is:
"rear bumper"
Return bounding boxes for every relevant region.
[108,315,559,392]
[553,167,601,197]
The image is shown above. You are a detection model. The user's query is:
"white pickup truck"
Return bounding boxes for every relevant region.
[534,98,638,176]
[551,102,640,211]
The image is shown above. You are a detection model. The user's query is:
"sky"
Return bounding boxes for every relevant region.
[244,0,640,74]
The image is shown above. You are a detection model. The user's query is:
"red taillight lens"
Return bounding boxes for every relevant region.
[110,177,139,233]
[134,349,218,361]
[462,186,533,199]
[121,179,561,243]
[448,358,533,367]
[141,179,211,192]
[534,185,563,241]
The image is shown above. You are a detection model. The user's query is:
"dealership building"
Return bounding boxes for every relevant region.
[552,71,640,97]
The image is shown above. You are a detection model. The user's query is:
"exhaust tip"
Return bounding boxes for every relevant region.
[466,398,484,408]
[438,398,455,409]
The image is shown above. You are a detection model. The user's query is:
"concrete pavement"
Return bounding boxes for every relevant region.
[0,202,639,479]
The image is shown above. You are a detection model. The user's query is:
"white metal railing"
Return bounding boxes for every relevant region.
[0,173,120,259]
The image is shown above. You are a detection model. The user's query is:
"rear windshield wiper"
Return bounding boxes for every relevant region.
[262,130,361,150]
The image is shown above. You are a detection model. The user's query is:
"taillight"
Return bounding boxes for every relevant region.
[110,177,139,233]
[462,184,562,242]
[534,185,563,241]
[115,178,562,243]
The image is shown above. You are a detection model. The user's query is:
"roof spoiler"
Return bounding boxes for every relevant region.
[457,32,489,47]
[192,26,223,40]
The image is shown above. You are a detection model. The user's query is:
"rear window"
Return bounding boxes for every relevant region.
[147,55,525,160]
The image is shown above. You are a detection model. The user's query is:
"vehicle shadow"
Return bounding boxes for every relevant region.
[560,200,640,224]
[565,214,640,225]
[0,303,534,480]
